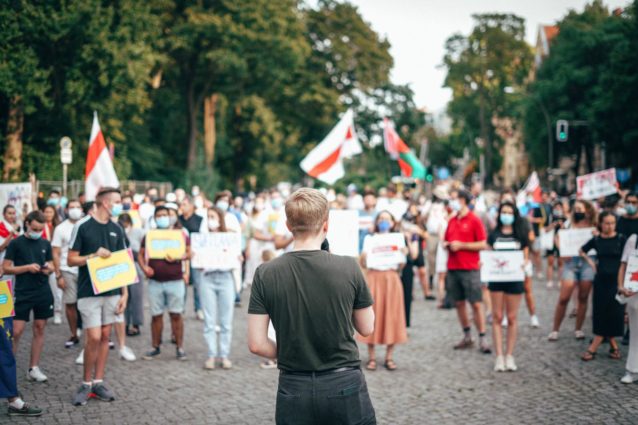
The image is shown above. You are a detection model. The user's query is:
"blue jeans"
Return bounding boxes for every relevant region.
[199,271,235,359]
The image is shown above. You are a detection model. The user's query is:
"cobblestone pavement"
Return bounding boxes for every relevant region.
[6,275,638,424]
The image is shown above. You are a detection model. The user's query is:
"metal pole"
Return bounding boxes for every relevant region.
[63,164,68,198]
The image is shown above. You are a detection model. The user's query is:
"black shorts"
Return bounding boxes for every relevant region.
[14,290,54,322]
[488,281,524,295]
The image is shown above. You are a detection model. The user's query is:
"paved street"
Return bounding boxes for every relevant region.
[6,275,638,425]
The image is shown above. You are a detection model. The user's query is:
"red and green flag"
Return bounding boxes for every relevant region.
[383,118,426,179]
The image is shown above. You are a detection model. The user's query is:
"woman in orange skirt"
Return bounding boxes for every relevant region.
[359,211,414,371]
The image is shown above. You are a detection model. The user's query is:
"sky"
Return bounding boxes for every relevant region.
[348,0,630,114]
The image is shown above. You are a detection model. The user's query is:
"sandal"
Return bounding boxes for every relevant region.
[384,359,398,371]
[366,359,377,371]
[581,350,596,361]
[609,348,622,360]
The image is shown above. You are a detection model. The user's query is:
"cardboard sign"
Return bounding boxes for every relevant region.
[364,233,406,269]
[327,210,359,256]
[558,228,595,257]
[0,279,14,319]
[0,182,32,220]
[480,251,525,283]
[540,229,555,251]
[87,249,138,295]
[577,168,617,200]
[191,232,242,270]
[624,251,638,293]
[145,229,186,260]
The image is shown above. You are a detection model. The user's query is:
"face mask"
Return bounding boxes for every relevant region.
[271,198,283,210]
[208,219,220,231]
[68,208,83,221]
[169,216,178,226]
[449,199,461,212]
[28,230,42,240]
[156,216,170,229]
[500,214,515,226]
[216,201,229,212]
[626,205,638,216]
[111,203,123,217]
[378,220,392,233]
[47,198,59,207]
[254,203,264,212]
[573,212,586,222]
[553,209,563,217]
[122,202,132,211]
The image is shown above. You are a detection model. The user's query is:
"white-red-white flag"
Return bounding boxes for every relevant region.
[300,109,362,185]
[516,171,542,207]
[85,112,119,201]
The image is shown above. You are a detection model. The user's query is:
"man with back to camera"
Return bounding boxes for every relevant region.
[248,188,376,425]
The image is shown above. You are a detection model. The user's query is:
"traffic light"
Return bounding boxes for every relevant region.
[424,167,434,182]
[556,120,568,142]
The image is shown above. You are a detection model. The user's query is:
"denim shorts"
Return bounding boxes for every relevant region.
[148,279,186,316]
[561,257,595,282]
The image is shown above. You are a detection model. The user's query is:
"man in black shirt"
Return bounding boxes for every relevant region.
[248,188,376,425]
[68,187,128,406]
[618,192,638,238]
[2,211,53,383]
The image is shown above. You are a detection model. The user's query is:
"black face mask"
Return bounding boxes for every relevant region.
[573,212,586,222]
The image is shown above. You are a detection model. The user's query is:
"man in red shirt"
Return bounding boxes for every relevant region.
[444,190,490,353]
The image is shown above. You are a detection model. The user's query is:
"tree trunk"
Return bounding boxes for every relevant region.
[2,96,24,181]
[478,90,492,185]
[186,79,198,169]
[203,93,218,169]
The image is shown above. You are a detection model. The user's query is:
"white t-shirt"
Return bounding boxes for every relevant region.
[51,219,79,274]
[622,234,638,263]
[274,212,293,253]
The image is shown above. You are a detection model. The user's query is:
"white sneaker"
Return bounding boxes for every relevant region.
[53,313,62,325]
[530,315,540,328]
[494,355,505,372]
[505,355,518,371]
[575,330,586,340]
[75,349,84,365]
[501,317,508,328]
[621,372,636,384]
[196,310,205,321]
[548,331,559,341]
[77,329,82,338]
[119,346,136,362]
[27,366,48,382]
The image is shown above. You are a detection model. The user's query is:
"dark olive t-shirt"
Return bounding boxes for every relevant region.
[248,250,373,372]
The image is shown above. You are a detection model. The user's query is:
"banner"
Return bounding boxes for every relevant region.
[327,210,359,256]
[576,168,617,200]
[0,280,14,319]
[0,182,32,219]
[146,229,186,260]
[364,233,406,269]
[558,228,595,257]
[87,249,138,295]
[191,232,242,270]
[540,229,555,251]
[480,251,525,283]
[624,251,638,293]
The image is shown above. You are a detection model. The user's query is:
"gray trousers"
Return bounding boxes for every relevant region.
[125,262,145,326]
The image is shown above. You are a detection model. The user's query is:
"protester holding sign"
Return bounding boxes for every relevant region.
[139,206,190,361]
[618,232,638,383]
[359,211,408,371]
[549,200,597,341]
[2,211,53,383]
[68,187,129,406]
[486,202,529,372]
[579,212,626,361]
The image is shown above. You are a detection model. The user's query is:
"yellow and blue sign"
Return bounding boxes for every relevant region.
[146,229,186,260]
[87,249,139,295]
[0,280,14,319]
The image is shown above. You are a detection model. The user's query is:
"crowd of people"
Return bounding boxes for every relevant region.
[1,179,638,417]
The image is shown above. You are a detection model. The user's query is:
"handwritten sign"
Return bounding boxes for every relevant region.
[364,233,406,269]
[540,229,555,251]
[146,229,186,260]
[577,168,617,200]
[0,279,14,319]
[88,249,139,295]
[0,182,32,220]
[558,228,596,257]
[624,251,638,293]
[480,251,525,283]
[191,232,242,270]
[327,210,359,256]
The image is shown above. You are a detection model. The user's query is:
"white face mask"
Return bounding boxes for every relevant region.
[68,208,83,221]
[208,219,220,231]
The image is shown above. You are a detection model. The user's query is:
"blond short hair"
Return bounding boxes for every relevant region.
[285,188,329,237]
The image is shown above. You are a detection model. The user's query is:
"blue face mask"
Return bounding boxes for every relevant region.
[111,203,123,217]
[378,220,392,233]
[156,216,170,229]
[216,201,229,212]
[449,199,461,212]
[47,198,59,207]
[627,205,638,216]
[28,230,42,240]
[500,213,515,226]
[271,199,283,210]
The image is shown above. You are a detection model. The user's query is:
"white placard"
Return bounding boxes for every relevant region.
[480,250,525,283]
[541,229,555,251]
[558,228,595,257]
[191,232,241,270]
[364,233,406,269]
[624,252,638,293]
[327,210,359,257]
[0,182,32,219]
[576,168,617,200]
